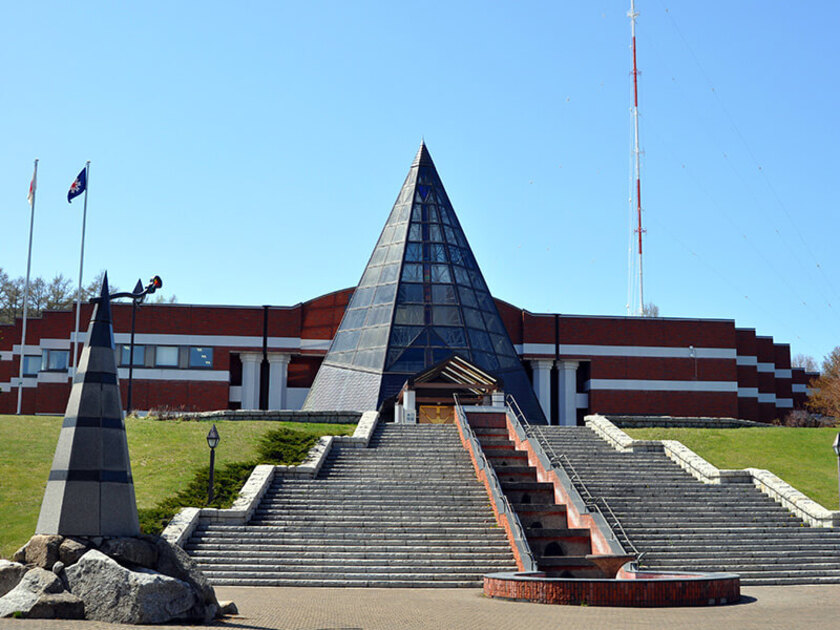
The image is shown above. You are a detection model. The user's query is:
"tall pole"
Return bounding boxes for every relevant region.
[72,161,91,374]
[17,159,38,415]
[126,279,143,416]
[629,0,645,315]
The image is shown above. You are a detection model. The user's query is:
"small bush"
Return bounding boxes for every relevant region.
[138,426,320,535]
[776,410,838,428]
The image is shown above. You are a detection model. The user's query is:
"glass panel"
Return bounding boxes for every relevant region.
[430,264,452,283]
[401,264,423,282]
[22,355,41,375]
[411,203,423,221]
[328,351,354,366]
[350,287,375,308]
[454,266,471,285]
[389,348,426,372]
[120,345,146,366]
[432,348,456,363]
[439,205,452,225]
[353,348,385,369]
[379,263,399,284]
[408,223,422,241]
[434,327,466,347]
[476,290,495,312]
[404,243,422,262]
[432,284,457,304]
[365,305,392,326]
[474,350,499,371]
[431,243,447,262]
[469,329,493,353]
[359,326,389,349]
[444,226,459,244]
[342,308,367,329]
[189,347,213,368]
[432,306,462,326]
[458,286,477,308]
[490,333,513,357]
[332,330,361,353]
[498,354,521,368]
[484,312,506,335]
[469,270,487,291]
[390,325,423,347]
[394,305,424,325]
[463,307,485,330]
[385,244,403,263]
[155,346,178,367]
[427,205,439,222]
[429,224,443,242]
[359,266,380,287]
[448,245,464,265]
[373,283,397,304]
[369,247,386,265]
[397,204,410,221]
[397,283,424,303]
[380,225,395,245]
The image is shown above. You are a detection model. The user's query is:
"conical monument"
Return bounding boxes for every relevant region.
[304,143,545,421]
[36,273,140,536]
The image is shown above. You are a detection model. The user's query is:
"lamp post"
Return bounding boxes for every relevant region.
[833,432,840,511]
[126,279,145,416]
[207,424,220,504]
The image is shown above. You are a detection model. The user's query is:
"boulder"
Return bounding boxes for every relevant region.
[65,549,196,625]
[219,600,238,616]
[0,567,82,619]
[25,535,64,569]
[58,537,90,567]
[0,560,28,598]
[99,536,157,569]
[12,543,27,565]
[153,536,218,622]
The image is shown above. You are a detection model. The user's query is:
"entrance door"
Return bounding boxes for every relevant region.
[418,405,455,424]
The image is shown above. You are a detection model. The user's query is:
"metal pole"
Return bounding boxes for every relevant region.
[629,0,645,315]
[208,448,216,504]
[72,161,90,374]
[126,298,138,415]
[17,159,38,415]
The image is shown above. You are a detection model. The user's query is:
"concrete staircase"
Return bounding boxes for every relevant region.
[530,425,840,585]
[185,424,517,587]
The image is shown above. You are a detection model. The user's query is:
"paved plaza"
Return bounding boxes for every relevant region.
[1,584,839,630]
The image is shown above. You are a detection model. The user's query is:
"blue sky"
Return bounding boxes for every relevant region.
[2,1,838,363]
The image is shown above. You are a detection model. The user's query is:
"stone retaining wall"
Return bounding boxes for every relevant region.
[157,410,362,424]
[606,415,767,429]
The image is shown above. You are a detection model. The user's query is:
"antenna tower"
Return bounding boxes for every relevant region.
[627,0,646,316]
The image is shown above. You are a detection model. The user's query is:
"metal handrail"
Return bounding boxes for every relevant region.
[453,395,537,571]
[527,423,644,564]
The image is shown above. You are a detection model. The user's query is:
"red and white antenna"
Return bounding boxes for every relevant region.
[627,0,646,316]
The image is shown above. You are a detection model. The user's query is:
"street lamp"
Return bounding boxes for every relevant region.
[833,432,840,511]
[207,424,220,504]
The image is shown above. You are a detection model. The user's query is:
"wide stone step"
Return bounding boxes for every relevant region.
[187,541,513,553]
[189,549,514,561]
[202,577,483,588]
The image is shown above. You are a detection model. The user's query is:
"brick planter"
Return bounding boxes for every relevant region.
[484,570,740,607]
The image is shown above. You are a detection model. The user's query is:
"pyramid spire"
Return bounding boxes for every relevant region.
[304,144,545,421]
[36,272,140,536]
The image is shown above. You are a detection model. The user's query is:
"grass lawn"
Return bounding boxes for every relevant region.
[625,427,840,511]
[0,415,354,559]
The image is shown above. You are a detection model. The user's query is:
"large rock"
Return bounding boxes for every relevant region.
[58,537,90,567]
[153,536,218,623]
[0,567,83,619]
[24,534,63,569]
[65,549,196,625]
[100,536,157,569]
[0,561,28,598]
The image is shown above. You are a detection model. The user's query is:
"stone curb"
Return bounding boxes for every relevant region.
[585,414,840,528]
[162,411,380,547]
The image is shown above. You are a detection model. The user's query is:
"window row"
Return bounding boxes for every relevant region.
[19,345,214,375]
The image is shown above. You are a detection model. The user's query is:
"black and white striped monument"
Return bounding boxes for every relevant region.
[35,274,140,536]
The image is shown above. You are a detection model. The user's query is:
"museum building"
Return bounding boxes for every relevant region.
[0,144,812,423]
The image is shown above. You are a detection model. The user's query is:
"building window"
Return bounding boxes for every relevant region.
[22,355,41,376]
[41,349,69,372]
[189,347,213,368]
[119,345,146,366]
[156,346,179,367]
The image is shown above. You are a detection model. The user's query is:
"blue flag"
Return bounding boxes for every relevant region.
[68,167,87,203]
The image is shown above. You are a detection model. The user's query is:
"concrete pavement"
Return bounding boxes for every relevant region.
[1,585,839,629]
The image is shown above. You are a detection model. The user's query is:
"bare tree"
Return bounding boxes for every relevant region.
[792,353,818,373]
[641,302,660,318]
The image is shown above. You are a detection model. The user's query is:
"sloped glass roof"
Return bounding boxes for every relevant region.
[304,143,544,421]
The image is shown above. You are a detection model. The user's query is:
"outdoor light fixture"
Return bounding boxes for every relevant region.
[207,424,220,504]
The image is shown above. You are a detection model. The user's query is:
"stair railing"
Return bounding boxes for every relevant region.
[453,395,537,572]
[528,423,645,566]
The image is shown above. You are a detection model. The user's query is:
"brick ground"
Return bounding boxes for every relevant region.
[1,585,838,629]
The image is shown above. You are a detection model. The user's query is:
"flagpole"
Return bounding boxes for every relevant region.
[71,161,91,374]
[17,159,38,415]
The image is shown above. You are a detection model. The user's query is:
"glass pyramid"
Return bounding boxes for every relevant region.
[303,143,545,421]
